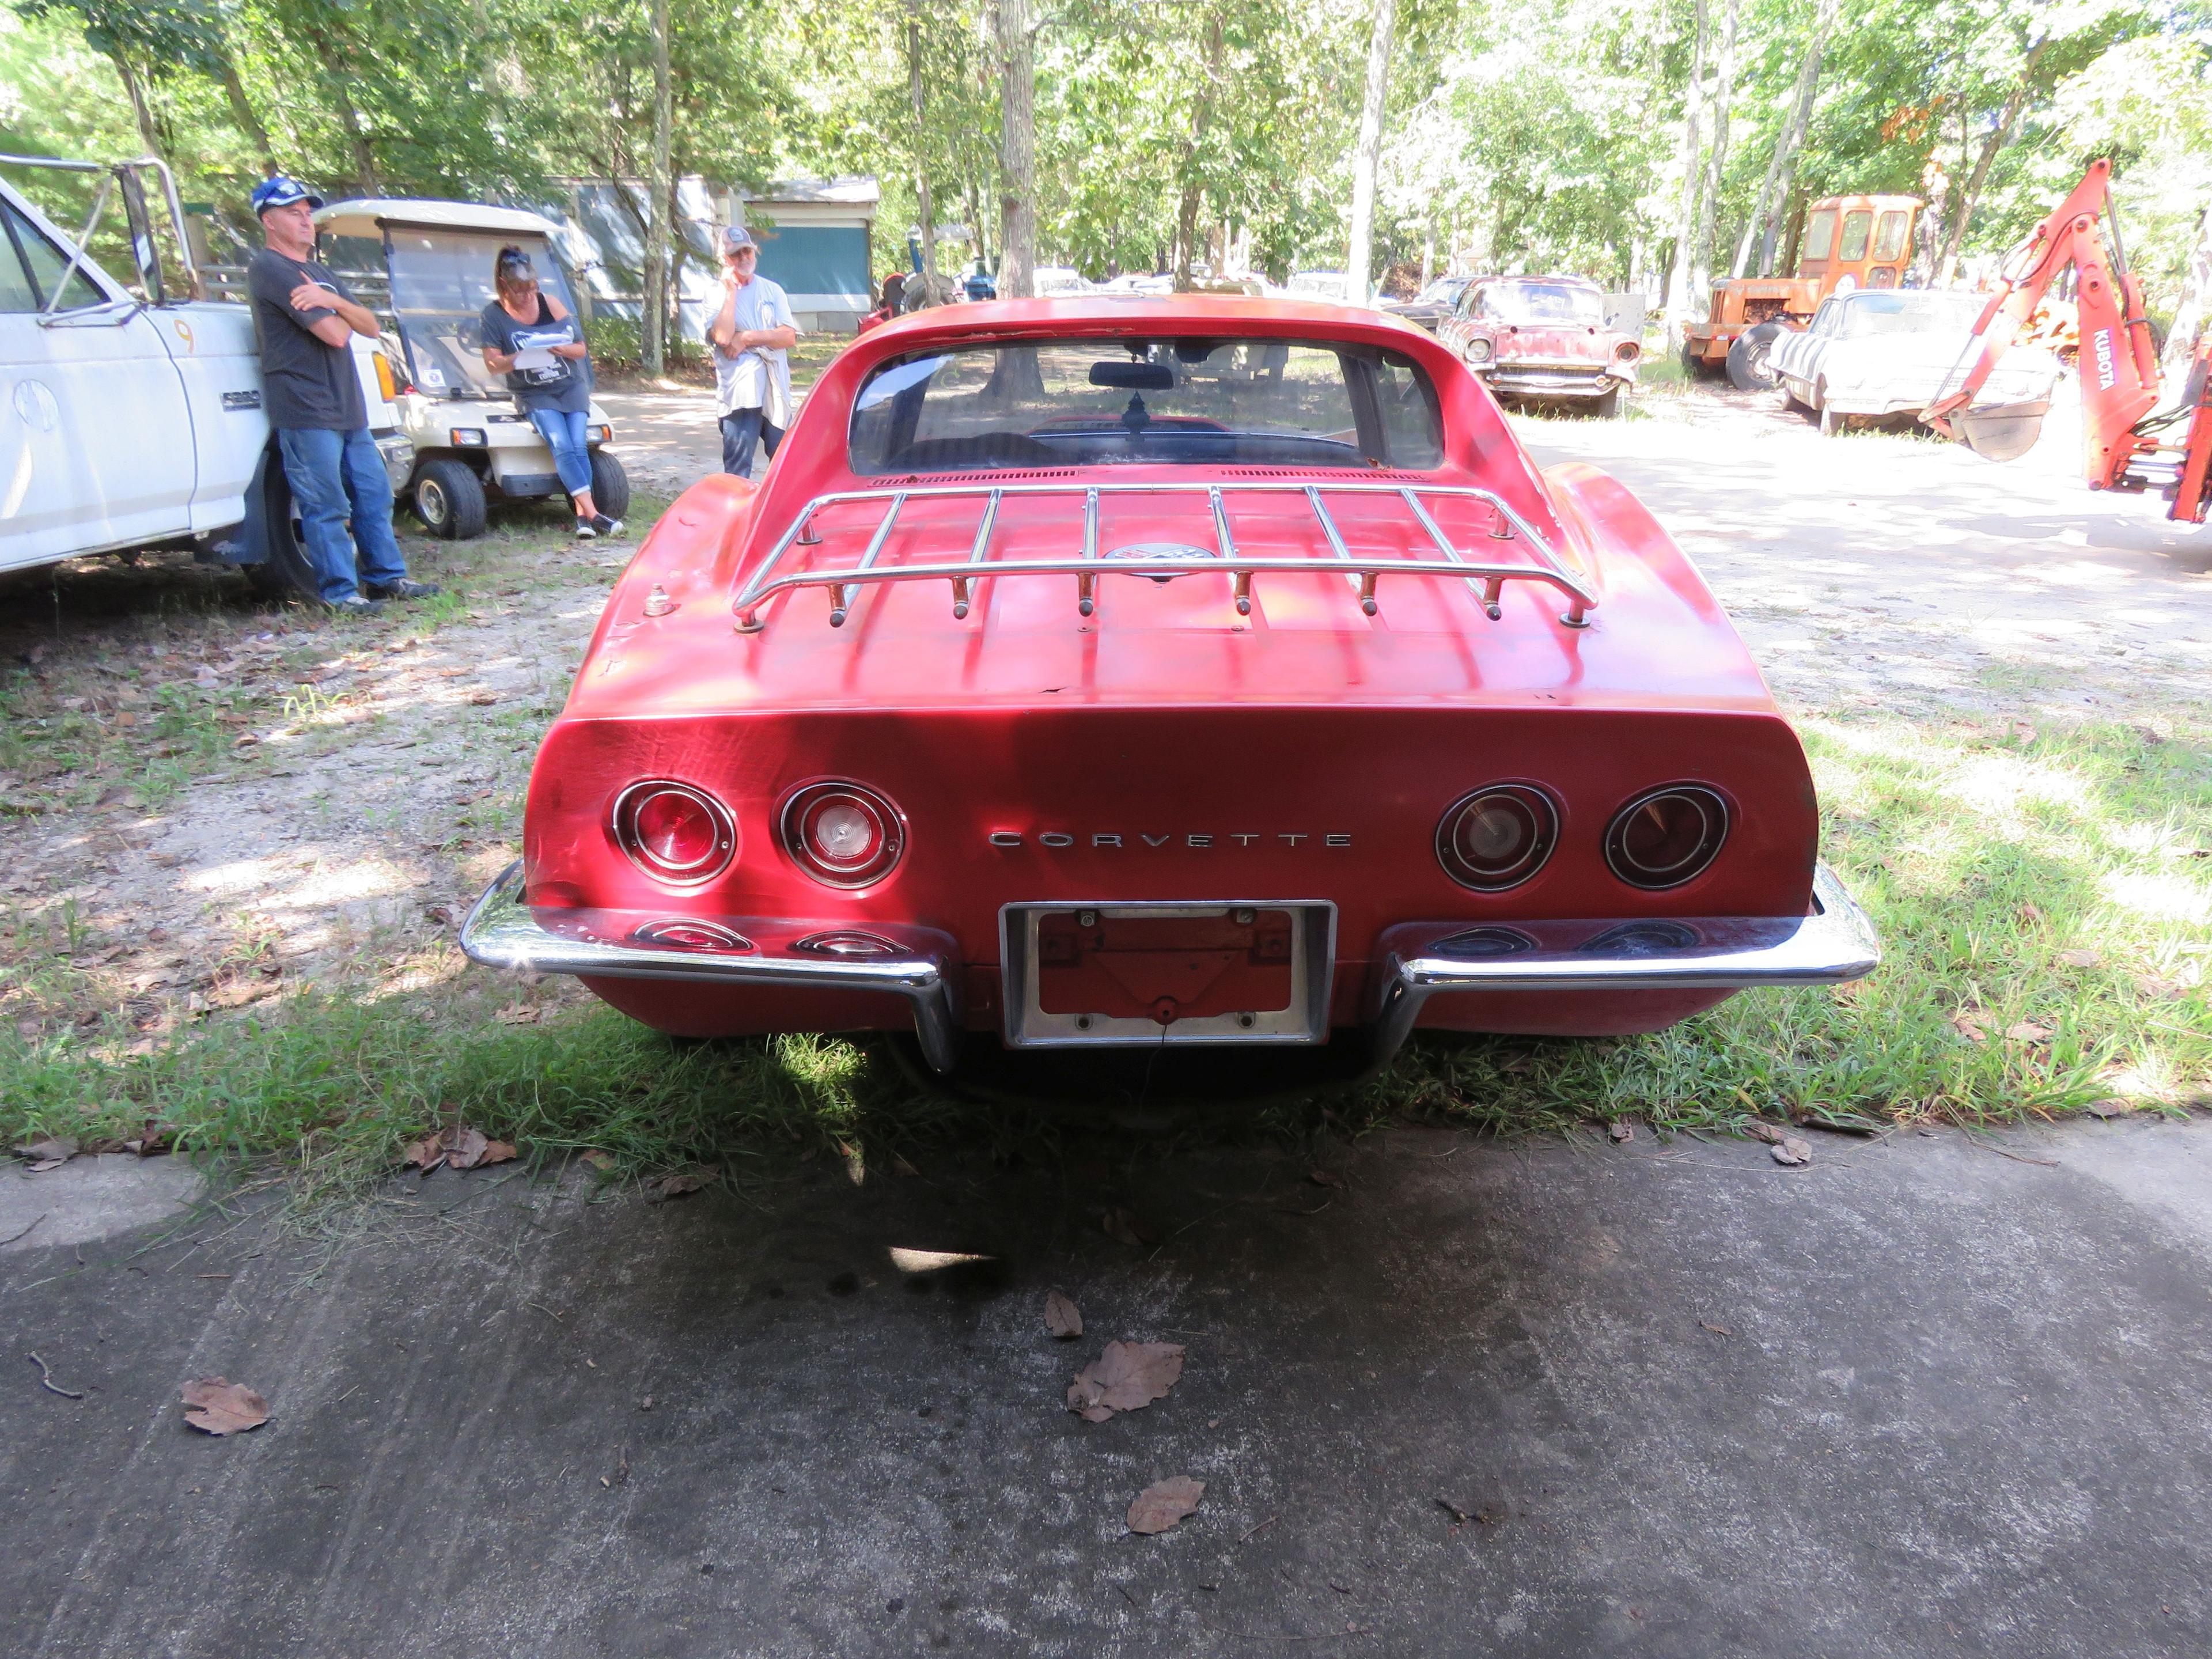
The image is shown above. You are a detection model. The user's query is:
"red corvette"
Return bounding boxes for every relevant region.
[461,298,1875,1073]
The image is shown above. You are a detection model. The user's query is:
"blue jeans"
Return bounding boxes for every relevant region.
[276,427,408,603]
[719,407,784,479]
[528,408,594,498]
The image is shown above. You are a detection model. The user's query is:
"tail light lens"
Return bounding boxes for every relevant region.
[1605,785,1729,889]
[781,781,906,888]
[611,781,737,885]
[1435,785,1558,891]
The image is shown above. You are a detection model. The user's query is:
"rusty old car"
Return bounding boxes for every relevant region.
[459,297,1876,1075]
[1437,275,1642,416]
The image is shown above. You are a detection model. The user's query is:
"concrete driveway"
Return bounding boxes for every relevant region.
[6,1117,2210,1657]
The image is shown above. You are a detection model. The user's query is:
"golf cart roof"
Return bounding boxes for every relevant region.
[315,198,565,241]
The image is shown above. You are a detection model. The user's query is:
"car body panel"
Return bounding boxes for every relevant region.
[1772,291,2064,419]
[1437,276,1640,404]
[467,296,1874,1059]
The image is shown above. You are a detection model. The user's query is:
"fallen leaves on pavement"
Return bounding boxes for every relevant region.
[1068,1340,1184,1423]
[646,1166,715,1200]
[1044,1290,1083,1340]
[1608,1121,1634,1143]
[181,1377,269,1435]
[13,1135,77,1172]
[2003,1022,2053,1046]
[1770,1136,1812,1168]
[1950,1012,1989,1044]
[404,1125,516,1173]
[494,1002,541,1025]
[1127,1475,1204,1535]
[1741,1120,1783,1145]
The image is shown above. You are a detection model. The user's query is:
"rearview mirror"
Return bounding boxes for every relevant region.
[1089,359,1174,391]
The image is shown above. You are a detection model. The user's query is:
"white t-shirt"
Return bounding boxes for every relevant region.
[713,275,800,426]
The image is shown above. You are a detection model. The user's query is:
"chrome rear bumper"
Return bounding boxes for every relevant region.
[459,861,1877,1074]
[1369,863,1878,1060]
[458,862,963,1071]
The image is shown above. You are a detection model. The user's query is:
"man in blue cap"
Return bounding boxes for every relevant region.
[247,175,437,613]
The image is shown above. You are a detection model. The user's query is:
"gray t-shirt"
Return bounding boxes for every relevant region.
[247,248,367,431]
[478,294,593,415]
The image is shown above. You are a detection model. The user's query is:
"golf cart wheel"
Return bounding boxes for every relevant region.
[588,448,631,520]
[1726,322,1786,392]
[414,459,487,540]
[243,448,321,604]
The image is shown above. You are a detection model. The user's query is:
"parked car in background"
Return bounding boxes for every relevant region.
[1383,275,1471,333]
[1097,271,1175,297]
[1770,289,2064,436]
[0,157,404,599]
[1032,266,1094,298]
[316,199,628,539]
[1280,269,1356,304]
[1438,274,1641,416]
[460,296,1878,1077]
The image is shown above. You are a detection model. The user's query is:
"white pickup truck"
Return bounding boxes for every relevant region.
[0,157,408,597]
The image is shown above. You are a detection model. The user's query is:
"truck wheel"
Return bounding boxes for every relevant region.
[588,449,632,520]
[414,459,487,540]
[243,454,322,604]
[1726,323,1786,392]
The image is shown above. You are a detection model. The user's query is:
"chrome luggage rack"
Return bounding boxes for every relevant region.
[729,480,1599,632]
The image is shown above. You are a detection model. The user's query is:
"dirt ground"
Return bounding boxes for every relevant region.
[2,372,2207,1039]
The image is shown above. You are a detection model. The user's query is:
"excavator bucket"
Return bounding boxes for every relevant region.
[1950,400,2049,463]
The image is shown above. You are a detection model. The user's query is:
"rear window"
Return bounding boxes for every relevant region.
[848,338,1444,474]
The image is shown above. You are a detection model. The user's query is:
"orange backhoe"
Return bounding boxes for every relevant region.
[1923,158,2211,531]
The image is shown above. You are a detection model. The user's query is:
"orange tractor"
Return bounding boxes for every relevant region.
[1923,158,2210,530]
[1683,194,1924,389]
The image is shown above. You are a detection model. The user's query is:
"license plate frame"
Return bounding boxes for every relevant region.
[999,900,1336,1048]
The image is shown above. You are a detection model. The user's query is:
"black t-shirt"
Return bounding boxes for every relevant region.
[247,248,368,431]
[478,294,593,414]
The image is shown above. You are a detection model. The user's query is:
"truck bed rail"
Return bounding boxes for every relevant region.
[729,480,1599,633]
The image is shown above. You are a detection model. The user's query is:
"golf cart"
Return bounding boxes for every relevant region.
[315,199,629,539]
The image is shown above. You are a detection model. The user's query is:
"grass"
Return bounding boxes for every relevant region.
[2,713,2203,1198]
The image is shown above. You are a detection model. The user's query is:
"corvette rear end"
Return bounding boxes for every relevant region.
[463,298,1876,1070]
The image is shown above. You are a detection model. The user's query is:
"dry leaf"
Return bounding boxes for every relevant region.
[2009,720,2037,744]
[646,1166,713,1200]
[1742,1120,1783,1145]
[2135,975,2185,1003]
[579,1149,617,1171]
[1044,1290,1083,1340]
[2056,949,2102,969]
[892,1154,921,1177]
[444,1126,490,1169]
[1308,1168,1344,1189]
[1950,1013,1989,1044]
[1101,1207,1152,1247]
[494,1001,541,1025]
[15,1135,77,1167]
[2003,1022,2053,1046]
[467,689,499,706]
[1067,1340,1185,1422]
[2081,1097,2135,1120]
[1608,1121,1634,1143]
[836,1139,865,1185]
[478,1140,517,1166]
[1127,1475,1205,1535]
[1699,1320,1737,1337]
[1771,1137,1812,1168]
[180,1377,269,1435]
[402,1132,446,1172]
[2017,903,2044,926]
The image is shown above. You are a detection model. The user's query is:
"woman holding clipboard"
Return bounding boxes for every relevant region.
[479,247,622,539]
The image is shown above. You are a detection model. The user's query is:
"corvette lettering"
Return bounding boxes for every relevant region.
[990,831,1351,848]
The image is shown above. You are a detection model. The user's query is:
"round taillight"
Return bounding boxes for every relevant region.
[1465,336,1494,365]
[1605,785,1729,889]
[611,781,737,885]
[1435,785,1558,891]
[780,781,906,888]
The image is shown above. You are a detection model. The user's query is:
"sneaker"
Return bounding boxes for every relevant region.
[325,593,384,615]
[589,513,626,537]
[574,518,598,540]
[366,578,441,601]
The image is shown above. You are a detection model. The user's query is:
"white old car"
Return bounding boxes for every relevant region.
[0,158,405,596]
[1771,289,2062,435]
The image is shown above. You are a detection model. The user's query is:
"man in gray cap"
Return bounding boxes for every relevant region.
[709,224,800,479]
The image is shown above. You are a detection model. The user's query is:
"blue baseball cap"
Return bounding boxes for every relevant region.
[251,176,323,215]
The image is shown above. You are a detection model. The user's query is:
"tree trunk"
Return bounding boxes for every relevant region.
[2164,192,2212,380]
[906,3,940,297]
[214,50,276,177]
[1689,0,1740,298]
[1937,41,2047,283]
[1344,0,1398,305]
[1663,0,1710,344]
[1732,0,1833,278]
[1420,213,1435,289]
[994,0,1036,298]
[643,0,673,373]
[104,50,162,162]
